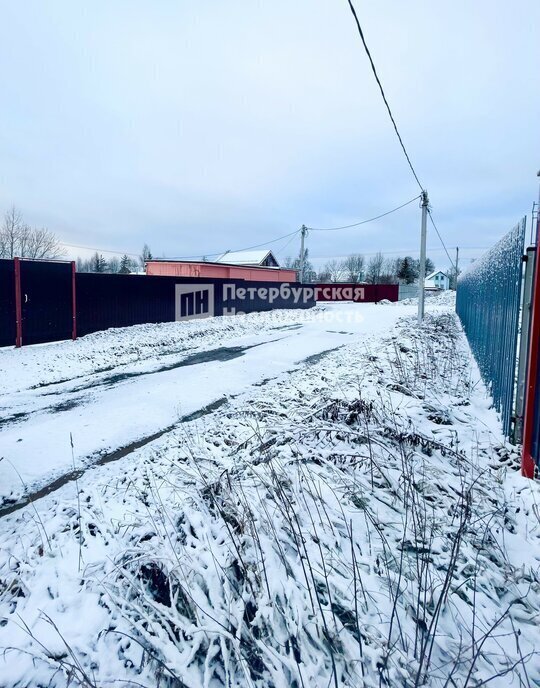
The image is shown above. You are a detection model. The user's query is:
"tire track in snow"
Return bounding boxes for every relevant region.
[0,397,229,518]
[0,340,284,431]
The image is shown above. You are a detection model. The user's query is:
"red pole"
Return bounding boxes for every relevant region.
[14,257,22,348]
[522,221,540,478]
[71,260,77,341]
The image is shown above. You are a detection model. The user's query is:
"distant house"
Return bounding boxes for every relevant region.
[425,270,450,290]
[145,249,296,282]
[216,250,279,268]
[146,257,296,282]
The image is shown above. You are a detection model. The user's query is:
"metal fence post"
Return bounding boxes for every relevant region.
[514,246,536,443]
[71,261,77,341]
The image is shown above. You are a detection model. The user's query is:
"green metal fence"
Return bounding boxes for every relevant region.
[456,218,526,436]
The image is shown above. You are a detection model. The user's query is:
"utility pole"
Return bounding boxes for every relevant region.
[454,246,459,289]
[299,225,307,283]
[418,190,429,322]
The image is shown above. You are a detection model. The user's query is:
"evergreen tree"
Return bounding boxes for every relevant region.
[411,257,435,280]
[119,254,132,274]
[397,256,416,284]
[90,252,107,273]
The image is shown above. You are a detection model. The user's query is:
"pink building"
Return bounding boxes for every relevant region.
[146,250,298,282]
[146,260,297,282]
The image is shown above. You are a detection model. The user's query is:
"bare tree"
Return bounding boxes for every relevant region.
[323,259,346,283]
[343,254,365,283]
[0,206,63,259]
[365,252,385,284]
[25,227,63,259]
[0,206,23,258]
[284,249,316,282]
[379,258,399,284]
[140,244,153,268]
[107,257,120,273]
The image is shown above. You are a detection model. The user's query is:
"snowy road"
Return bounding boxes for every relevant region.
[0,303,419,505]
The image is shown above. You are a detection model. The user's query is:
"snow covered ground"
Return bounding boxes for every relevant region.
[0,303,425,506]
[1,296,539,687]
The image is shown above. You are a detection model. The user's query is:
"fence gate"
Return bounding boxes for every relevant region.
[0,259,16,347]
[19,260,74,346]
[456,217,526,437]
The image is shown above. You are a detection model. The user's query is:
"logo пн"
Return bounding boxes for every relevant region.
[175,284,215,321]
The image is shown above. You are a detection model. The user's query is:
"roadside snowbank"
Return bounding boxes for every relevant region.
[399,289,456,307]
[0,308,323,395]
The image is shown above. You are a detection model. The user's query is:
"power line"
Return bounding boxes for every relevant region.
[329,245,487,257]
[427,208,456,270]
[60,242,139,258]
[345,0,424,192]
[345,0,459,280]
[168,229,301,260]
[61,229,301,263]
[274,231,301,257]
[306,194,420,231]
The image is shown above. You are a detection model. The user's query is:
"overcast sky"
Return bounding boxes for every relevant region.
[0,0,539,270]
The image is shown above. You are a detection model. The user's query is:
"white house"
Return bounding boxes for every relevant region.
[425,270,450,290]
[216,249,280,268]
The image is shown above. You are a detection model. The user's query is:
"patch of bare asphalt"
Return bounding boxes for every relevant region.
[0,340,280,431]
[296,345,344,366]
[37,341,278,397]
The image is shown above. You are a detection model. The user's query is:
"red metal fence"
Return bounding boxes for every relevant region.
[314,283,398,302]
[0,259,316,347]
[522,217,540,477]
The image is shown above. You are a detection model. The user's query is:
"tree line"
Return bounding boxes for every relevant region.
[0,206,154,275]
[0,204,439,285]
[0,206,63,259]
[284,249,436,284]
[76,245,152,274]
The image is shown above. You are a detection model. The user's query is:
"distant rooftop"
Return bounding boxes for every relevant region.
[216,249,279,267]
[426,270,447,280]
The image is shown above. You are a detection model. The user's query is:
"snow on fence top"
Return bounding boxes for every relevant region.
[456,217,526,437]
[457,218,525,285]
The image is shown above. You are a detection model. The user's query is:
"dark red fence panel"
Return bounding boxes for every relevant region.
[0,259,16,347]
[0,263,316,347]
[20,260,73,345]
[314,283,399,302]
[76,274,315,337]
[76,272,179,336]
[522,219,540,477]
